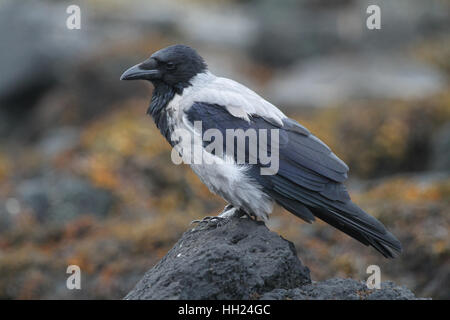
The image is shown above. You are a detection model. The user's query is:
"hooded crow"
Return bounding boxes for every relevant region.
[121,44,402,258]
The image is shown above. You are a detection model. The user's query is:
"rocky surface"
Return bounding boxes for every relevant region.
[260,278,419,300]
[125,218,311,300]
[125,218,421,300]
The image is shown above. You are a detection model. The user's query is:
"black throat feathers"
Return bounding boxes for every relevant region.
[146,82,186,146]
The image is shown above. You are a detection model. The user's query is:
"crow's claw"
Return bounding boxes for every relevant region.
[190,216,215,224]
[190,216,229,229]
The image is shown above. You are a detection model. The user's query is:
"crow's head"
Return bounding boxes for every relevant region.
[120,45,207,88]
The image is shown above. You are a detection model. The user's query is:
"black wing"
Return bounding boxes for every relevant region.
[186,102,402,258]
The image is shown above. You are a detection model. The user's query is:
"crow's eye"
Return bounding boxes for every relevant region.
[166,62,175,70]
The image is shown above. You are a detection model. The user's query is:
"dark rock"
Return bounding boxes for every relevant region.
[38,127,80,160]
[17,171,114,224]
[430,123,450,172]
[260,278,420,300]
[125,218,311,300]
[125,218,422,300]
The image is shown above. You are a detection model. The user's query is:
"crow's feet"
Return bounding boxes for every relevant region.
[190,216,229,230]
[190,205,254,230]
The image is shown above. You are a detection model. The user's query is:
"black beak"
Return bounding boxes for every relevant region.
[120,59,160,81]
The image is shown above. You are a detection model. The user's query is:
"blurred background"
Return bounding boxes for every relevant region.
[0,0,449,299]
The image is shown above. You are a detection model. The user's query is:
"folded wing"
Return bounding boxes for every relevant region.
[184,87,402,258]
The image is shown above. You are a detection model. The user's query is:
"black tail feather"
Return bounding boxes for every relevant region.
[308,204,402,258]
